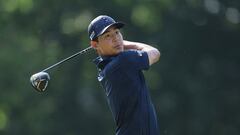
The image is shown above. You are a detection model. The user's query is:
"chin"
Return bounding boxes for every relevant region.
[111,50,122,56]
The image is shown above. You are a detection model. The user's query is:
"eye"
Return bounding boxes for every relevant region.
[115,30,119,34]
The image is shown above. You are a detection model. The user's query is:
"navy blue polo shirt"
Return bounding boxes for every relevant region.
[94,50,159,135]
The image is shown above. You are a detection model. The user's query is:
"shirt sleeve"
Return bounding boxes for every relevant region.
[118,50,150,71]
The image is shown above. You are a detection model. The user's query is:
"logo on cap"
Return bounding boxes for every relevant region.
[90,31,95,40]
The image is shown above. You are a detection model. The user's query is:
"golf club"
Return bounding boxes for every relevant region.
[30,46,93,92]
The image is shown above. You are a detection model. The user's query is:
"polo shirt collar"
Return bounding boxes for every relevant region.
[93,56,115,71]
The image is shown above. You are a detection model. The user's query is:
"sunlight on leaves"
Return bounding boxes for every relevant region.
[226,8,240,24]
[0,109,7,130]
[131,5,158,31]
[18,0,33,13]
[61,11,92,34]
[1,0,33,13]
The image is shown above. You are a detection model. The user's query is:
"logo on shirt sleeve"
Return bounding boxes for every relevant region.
[137,51,143,56]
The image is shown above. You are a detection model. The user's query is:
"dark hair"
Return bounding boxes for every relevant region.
[92,38,98,42]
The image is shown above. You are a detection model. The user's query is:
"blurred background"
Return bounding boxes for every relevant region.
[0,0,240,134]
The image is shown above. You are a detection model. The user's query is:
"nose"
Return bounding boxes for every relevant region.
[111,35,117,42]
[112,33,120,42]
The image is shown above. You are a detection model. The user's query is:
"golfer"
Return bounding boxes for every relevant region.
[88,15,160,135]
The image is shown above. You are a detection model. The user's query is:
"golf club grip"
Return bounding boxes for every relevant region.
[41,46,93,72]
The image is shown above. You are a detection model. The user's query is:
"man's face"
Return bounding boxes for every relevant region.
[95,27,124,56]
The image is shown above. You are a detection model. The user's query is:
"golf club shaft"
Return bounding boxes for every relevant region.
[41,46,93,72]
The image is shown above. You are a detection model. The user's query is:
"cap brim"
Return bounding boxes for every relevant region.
[97,22,125,37]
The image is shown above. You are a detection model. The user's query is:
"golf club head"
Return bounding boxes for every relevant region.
[30,72,50,92]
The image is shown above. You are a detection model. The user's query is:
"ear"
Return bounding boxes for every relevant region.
[90,41,98,49]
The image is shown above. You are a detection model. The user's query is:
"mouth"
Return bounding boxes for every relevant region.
[114,44,122,49]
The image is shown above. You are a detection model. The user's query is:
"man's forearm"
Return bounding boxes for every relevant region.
[123,40,160,65]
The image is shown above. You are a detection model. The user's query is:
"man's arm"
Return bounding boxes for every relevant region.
[123,40,160,66]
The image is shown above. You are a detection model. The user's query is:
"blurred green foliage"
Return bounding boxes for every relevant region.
[0,0,240,134]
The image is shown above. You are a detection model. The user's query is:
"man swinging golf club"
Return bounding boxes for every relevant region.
[89,15,160,135]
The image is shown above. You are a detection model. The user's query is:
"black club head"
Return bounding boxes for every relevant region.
[30,72,50,92]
